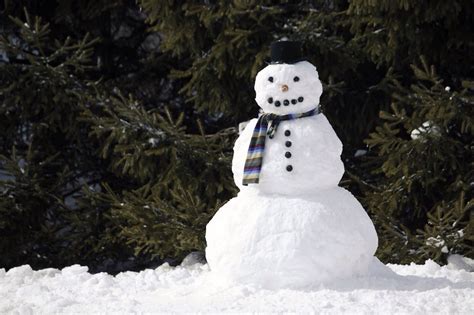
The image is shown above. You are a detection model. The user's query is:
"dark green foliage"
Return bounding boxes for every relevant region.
[348,0,473,73]
[0,2,186,271]
[365,59,473,263]
[82,93,236,260]
[0,10,113,269]
[0,0,472,272]
[345,0,474,264]
[0,148,69,268]
[140,1,385,150]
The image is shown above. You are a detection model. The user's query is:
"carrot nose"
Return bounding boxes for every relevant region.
[281,84,289,92]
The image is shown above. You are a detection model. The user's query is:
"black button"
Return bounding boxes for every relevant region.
[291,99,297,104]
[283,99,289,106]
[285,141,292,147]
[275,101,281,107]
[286,165,293,172]
[298,96,304,102]
[284,130,291,136]
[293,76,299,82]
[285,152,292,158]
[268,97,273,104]
[268,76,274,82]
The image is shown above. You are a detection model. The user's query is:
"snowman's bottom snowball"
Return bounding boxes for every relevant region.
[205,187,378,289]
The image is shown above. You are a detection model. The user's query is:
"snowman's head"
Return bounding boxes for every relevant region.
[254,61,323,115]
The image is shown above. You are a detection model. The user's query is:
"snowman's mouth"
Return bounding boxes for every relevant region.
[268,96,304,107]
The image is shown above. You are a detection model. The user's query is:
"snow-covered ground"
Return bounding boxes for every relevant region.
[1,256,473,314]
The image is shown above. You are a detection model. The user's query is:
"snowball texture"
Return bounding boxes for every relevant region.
[206,60,378,289]
[232,113,344,195]
[206,188,378,289]
[255,61,323,115]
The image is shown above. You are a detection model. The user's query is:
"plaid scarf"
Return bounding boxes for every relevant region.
[242,107,321,185]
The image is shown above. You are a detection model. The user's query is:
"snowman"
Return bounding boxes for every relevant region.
[206,41,379,289]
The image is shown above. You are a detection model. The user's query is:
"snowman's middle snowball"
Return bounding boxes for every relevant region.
[242,107,321,186]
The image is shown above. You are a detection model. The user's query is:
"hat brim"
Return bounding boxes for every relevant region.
[266,57,308,65]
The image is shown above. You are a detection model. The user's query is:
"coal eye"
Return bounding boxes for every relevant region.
[268,76,274,83]
[293,76,300,82]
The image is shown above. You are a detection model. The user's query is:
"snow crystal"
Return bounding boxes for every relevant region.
[411,121,442,140]
[113,23,133,40]
[0,170,15,182]
[148,138,160,147]
[0,49,9,63]
[447,254,474,272]
[181,251,206,267]
[426,236,446,248]
[238,120,251,135]
[354,149,367,157]
[141,33,161,52]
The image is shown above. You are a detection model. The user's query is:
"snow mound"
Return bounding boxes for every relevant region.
[206,188,378,288]
[1,259,473,314]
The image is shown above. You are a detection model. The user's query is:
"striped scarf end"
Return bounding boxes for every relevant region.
[242,178,259,185]
[243,168,261,174]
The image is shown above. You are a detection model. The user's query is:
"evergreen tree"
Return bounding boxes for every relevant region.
[346,0,474,263]
[0,1,170,272]
[365,59,473,263]
[0,10,108,269]
[82,93,236,260]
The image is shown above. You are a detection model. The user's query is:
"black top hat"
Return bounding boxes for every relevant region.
[270,40,305,64]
